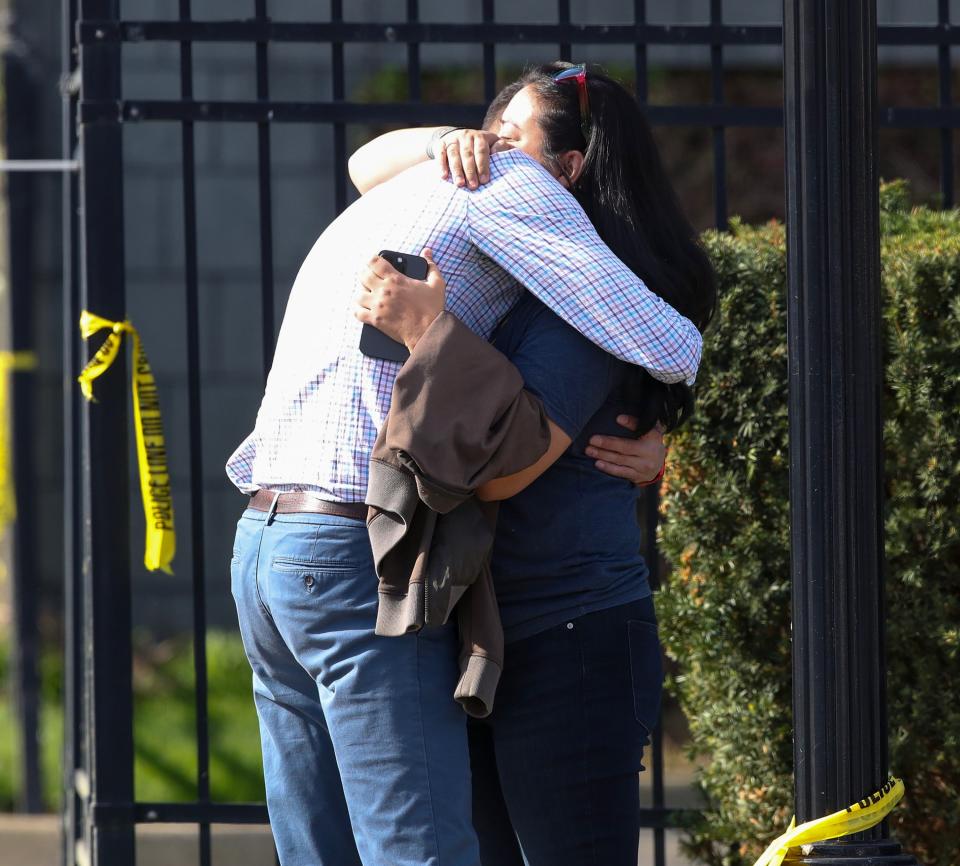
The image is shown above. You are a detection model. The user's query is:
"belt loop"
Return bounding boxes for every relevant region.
[265,491,281,526]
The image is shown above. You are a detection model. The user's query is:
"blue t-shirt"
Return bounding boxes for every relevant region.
[491,293,651,643]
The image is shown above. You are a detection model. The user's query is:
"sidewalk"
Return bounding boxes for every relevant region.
[0,815,278,865]
[1,813,698,865]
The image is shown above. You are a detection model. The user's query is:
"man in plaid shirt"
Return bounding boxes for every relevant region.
[226,146,700,866]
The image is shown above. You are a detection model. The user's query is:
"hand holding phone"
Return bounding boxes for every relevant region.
[359,250,430,362]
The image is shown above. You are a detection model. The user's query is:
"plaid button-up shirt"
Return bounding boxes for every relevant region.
[226,149,702,503]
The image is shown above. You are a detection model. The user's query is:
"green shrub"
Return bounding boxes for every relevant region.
[0,629,264,810]
[658,181,960,866]
[0,631,64,811]
[132,631,265,803]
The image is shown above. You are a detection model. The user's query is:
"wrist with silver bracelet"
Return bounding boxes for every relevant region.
[426,126,464,160]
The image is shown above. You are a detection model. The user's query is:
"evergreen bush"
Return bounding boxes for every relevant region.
[658,181,960,866]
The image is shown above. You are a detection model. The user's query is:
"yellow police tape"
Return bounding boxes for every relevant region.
[753,777,904,866]
[0,350,38,529]
[78,311,175,574]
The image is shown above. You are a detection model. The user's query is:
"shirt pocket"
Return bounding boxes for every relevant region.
[627,619,664,733]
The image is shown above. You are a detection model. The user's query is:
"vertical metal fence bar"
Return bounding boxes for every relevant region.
[482,0,496,103]
[634,0,648,103]
[407,0,421,103]
[937,0,953,208]
[331,0,347,216]
[254,18,281,847]
[62,0,84,861]
[2,46,43,817]
[77,1,135,863]
[637,2,662,858]
[642,484,666,866]
[710,0,728,229]
[255,0,276,374]
[178,3,212,865]
[557,0,572,63]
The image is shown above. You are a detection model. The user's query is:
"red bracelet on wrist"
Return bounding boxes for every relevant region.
[638,459,666,488]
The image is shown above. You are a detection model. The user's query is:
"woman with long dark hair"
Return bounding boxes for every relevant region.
[351,62,716,865]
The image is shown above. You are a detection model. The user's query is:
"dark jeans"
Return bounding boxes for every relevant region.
[467,597,663,866]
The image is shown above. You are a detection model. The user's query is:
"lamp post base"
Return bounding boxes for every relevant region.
[790,839,920,865]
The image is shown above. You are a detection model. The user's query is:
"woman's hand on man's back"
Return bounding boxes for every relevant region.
[586,418,667,487]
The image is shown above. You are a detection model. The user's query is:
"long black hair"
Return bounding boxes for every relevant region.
[485,64,717,432]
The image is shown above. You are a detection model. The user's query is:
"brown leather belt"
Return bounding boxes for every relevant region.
[248,489,368,522]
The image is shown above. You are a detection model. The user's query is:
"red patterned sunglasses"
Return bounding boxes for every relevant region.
[552,63,591,142]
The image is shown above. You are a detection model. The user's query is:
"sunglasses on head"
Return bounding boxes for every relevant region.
[551,63,591,143]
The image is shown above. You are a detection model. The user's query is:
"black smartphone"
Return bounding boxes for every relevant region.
[359,250,430,363]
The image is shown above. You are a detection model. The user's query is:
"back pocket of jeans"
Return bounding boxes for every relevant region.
[271,555,361,573]
[627,619,664,733]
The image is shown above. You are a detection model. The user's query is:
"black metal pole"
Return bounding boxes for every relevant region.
[2,37,43,817]
[783,2,917,863]
[642,484,666,866]
[61,0,83,861]
[76,1,135,863]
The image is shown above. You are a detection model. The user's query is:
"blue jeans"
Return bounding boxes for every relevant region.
[230,507,481,866]
[467,597,663,866]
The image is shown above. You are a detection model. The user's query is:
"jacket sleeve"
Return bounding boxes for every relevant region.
[385,310,552,511]
[373,310,548,718]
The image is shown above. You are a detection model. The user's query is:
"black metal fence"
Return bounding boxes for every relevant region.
[62,2,960,865]
[2,40,43,819]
